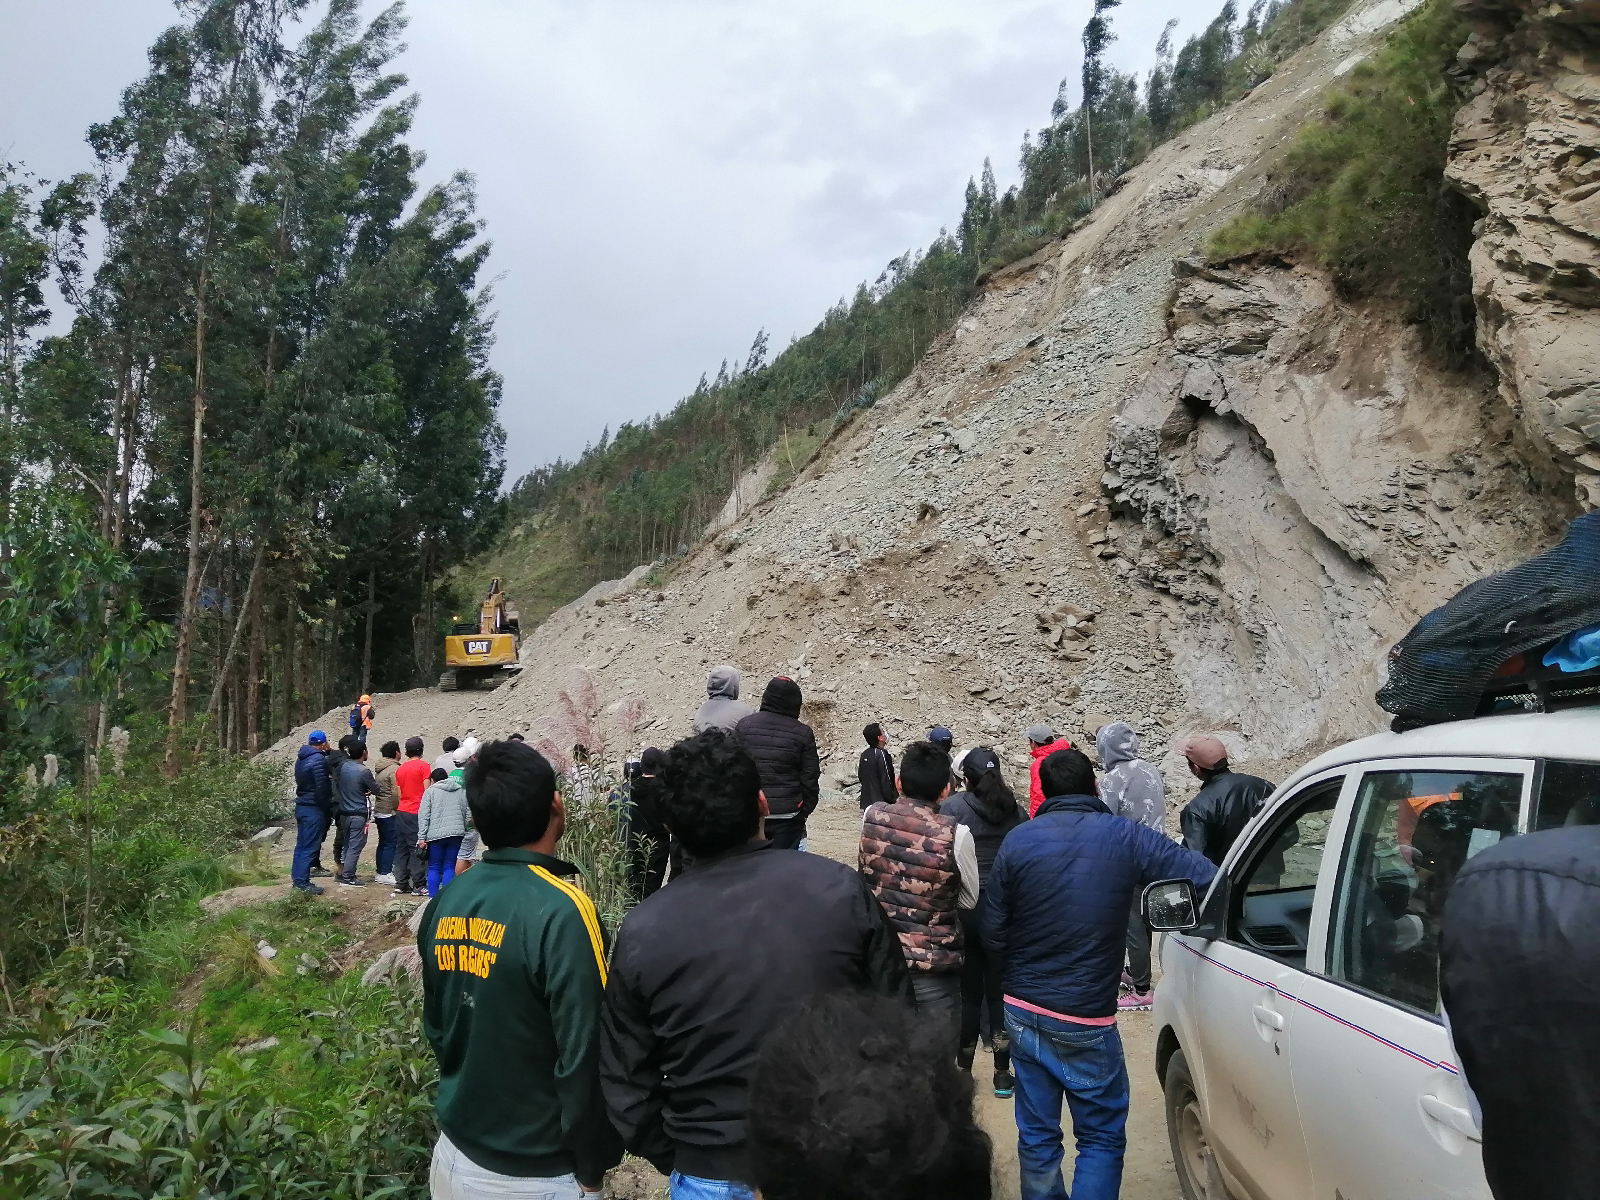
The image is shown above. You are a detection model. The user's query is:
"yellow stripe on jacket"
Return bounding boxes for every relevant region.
[529,865,607,985]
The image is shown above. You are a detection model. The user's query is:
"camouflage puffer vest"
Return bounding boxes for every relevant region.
[859,800,964,972]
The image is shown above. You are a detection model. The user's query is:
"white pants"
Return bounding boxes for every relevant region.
[430,1131,583,1199]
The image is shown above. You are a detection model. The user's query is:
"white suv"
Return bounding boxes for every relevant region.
[1144,708,1600,1200]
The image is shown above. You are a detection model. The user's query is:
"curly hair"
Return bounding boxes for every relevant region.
[660,730,762,857]
[750,992,992,1200]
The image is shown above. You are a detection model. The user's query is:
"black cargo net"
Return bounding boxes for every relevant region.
[1378,512,1600,731]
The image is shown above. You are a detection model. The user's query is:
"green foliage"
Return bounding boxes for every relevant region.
[1207,0,1477,358]
[0,484,168,791]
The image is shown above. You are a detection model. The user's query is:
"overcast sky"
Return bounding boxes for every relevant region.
[3,0,1194,482]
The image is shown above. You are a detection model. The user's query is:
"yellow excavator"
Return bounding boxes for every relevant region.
[440,578,522,691]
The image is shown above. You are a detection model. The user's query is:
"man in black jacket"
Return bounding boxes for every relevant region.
[1175,734,1274,867]
[601,730,911,1199]
[734,677,820,851]
[856,722,896,811]
[1442,823,1600,1200]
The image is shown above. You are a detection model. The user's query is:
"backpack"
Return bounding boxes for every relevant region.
[349,705,362,731]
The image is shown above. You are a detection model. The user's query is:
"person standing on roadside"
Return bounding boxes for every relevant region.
[1175,734,1273,867]
[392,736,430,895]
[693,665,756,734]
[435,736,461,775]
[419,765,471,896]
[327,736,355,871]
[371,740,402,887]
[335,740,380,888]
[602,730,911,1200]
[859,740,980,1058]
[1025,725,1072,818]
[624,749,670,899]
[984,748,1216,1200]
[1441,823,1600,1200]
[857,723,896,811]
[349,693,376,745]
[419,738,623,1199]
[941,747,1024,1096]
[1095,722,1169,1011]
[291,731,334,895]
[735,677,820,852]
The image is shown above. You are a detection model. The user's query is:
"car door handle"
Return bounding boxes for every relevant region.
[1420,1095,1481,1141]
[1251,1003,1285,1031]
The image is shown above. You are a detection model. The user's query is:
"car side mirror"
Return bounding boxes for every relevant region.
[1144,878,1200,932]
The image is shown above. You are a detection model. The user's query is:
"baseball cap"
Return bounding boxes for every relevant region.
[1024,723,1058,745]
[1176,734,1229,769]
[961,747,1000,776]
[308,730,327,744]
[928,726,954,749]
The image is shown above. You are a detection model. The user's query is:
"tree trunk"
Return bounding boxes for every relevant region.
[194,539,266,756]
[361,564,376,696]
[247,580,263,755]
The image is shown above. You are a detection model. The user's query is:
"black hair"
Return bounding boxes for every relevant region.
[962,749,1020,824]
[429,767,449,783]
[464,739,558,850]
[442,736,460,754]
[1038,747,1096,799]
[404,736,424,757]
[380,740,400,759]
[508,731,526,742]
[338,734,356,753]
[863,722,883,747]
[660,730,762,857]
[349,741,368,761]
[897,741,951,804]
[750,991,992,1200]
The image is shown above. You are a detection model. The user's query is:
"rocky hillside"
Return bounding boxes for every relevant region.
[459,0,1593,795]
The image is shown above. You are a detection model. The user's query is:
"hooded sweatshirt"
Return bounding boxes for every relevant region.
[1095,722,1167,834]
[692,666,756,734]
[419,777,472,843]
[733,678,820,822]
[1028,738,1073,818]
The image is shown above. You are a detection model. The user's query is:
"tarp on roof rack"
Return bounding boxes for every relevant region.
[1377,512,1600,731]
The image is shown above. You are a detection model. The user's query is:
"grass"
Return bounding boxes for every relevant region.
[458,517,600,629]
[1207,0,1478,360]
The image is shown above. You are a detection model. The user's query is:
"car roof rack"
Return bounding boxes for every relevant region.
[1476,648,1600,716]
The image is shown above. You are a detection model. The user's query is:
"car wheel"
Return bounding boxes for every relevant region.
[1165,1049,1223,1200]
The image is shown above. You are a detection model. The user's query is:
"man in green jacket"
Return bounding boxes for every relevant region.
[419,738,623,1198]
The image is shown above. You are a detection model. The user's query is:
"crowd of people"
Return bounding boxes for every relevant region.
[294,663,1592,1200]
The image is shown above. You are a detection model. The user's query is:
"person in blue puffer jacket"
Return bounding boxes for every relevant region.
[292,731,334,894]
[982,746,1215,1200]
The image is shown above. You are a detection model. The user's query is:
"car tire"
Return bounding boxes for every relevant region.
[1165,1049,1230,1200]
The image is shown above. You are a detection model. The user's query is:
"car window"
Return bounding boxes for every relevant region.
[1227,778,1342,963]
[1534,760,1600,830]
[1329,768,1522,1015]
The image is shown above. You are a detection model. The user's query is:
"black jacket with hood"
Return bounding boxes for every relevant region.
[1441,824,1600,1200]
[1180,768,1274,866]
[600,839,911,1182]
[734,679,820,822]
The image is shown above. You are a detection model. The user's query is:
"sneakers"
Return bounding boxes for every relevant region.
[309,867,332,878]
[391,886,414,896]
[293,882,325,896]
[1118,988,1155,1011]
[338,877,366,888]
[373,873,396,885]
[993,1069,1015,1098]
[1120,969,1136,989]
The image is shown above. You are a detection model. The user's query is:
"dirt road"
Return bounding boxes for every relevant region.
[266,689,1179,1199]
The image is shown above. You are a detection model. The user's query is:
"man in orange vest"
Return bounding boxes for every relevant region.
[349,694,376,745]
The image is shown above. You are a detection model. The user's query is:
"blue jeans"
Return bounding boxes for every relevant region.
[1004,1004,1129,1200]
[292,805,329,886]
[669,1173,754,1200]
[374,814,397,875]
[428,837,463,895]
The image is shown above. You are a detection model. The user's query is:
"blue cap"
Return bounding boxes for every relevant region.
[928,726,954,748]
[308,730,327,744]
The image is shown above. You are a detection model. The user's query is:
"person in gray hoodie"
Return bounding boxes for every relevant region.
[1095,720,1169,1008]
[693,665,756,734]
[417,767,472,896]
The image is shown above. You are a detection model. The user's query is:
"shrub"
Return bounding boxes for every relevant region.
[1207,0,1478,360]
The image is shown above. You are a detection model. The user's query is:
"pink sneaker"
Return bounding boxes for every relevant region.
[1118,989,1154,1011]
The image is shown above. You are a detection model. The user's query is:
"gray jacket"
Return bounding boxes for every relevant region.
[693,665,755,734]
[418,777,471,843]
[1096,722,1168,834]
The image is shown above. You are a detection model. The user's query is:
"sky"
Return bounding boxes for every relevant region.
[2,0,1196,482]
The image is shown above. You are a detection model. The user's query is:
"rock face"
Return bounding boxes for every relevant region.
[1448,0,1600,508]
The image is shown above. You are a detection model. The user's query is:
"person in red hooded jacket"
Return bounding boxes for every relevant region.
[1025,725,1072,818]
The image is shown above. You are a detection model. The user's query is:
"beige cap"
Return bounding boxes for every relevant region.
[1176,734,1229,769]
